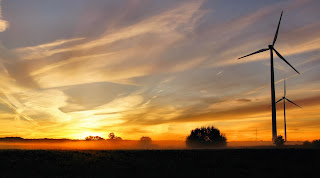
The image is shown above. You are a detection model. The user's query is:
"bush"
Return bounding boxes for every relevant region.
[274,135,285,146]
[186,126,227,148]
[311,139,320,147]
[140,136,152,145]
[85,136,104,140]
[302,141,311,147]
[108,132,122,141]
[303,139,320,148]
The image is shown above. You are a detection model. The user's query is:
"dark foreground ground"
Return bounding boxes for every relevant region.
[0,148,319,177]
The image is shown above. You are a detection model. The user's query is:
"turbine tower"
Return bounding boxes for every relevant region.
[275,78,302,142]
[238,11,300,141]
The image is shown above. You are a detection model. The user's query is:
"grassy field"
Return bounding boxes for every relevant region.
[0,148,319,177]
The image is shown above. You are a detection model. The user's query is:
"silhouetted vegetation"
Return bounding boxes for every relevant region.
[302,140,311,147]
[140,136,152,144]
[108,132,122,141]
[0,137,71,143]
[303,139,320,148]
[108,132,116,139]
[139,136,153,148]
[186,126,227,148]
[85,136,104,140]
[0,137,24,141]
[312,139,320,147]
[274,135,285,146]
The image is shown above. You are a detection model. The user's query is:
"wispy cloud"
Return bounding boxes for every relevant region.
[12,0,207,88]
[213,12,320,68]
[0,0,9,32]
[0,95,38,125]
[15,38,85,60]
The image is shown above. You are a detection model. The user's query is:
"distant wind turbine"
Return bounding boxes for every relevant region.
[238,11,300,141]
[275,78,302,142]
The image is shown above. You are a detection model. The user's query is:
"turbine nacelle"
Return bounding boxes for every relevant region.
[238,44,300,75]
[275,80,302,108]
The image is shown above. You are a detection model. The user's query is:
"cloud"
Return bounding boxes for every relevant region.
[0,95,38,125]
[118,94,320,128]
[212,13,320,68]
[11,0,207,89]
[0,0,8,32]
[0,41,40,88]
[14,38,85,60]
[16,1,205,59]
[0,19,8,32]
[236,99,252,103]
[0,64,70,125]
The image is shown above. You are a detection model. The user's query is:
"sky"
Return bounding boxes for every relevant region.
[0,0,319,141]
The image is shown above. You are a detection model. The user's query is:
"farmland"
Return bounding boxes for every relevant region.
[0,148,318,177]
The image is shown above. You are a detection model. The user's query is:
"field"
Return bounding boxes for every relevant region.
[0,148,319,177]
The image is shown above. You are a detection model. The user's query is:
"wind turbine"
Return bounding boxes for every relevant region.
[238,11,300,141]
[275,78,302,142]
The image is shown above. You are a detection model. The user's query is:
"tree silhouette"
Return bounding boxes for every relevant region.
[108,132,115,140]
[311,139,320,147]
[140,136,152,145]
[274,135,285,146]
[302,140,311,147]
[85,136,104,140]
[303,139,320,148]
[108,132,122,141]
[186,126,227,148]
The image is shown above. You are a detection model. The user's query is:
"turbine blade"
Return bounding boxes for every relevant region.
[284,78,286,97]
[276,98,284,104]
[268,98,284,107]
[285,98,302,108]
[273,11,283,46]
[273,48,300,74]
[238,48,269,60]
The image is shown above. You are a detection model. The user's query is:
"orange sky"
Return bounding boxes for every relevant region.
[0,0,319,141]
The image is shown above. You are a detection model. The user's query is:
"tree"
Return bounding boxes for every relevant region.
[108,132,115,140]
[274,135,285,146]
[85,136,104,140]
[311,139,320,147]
[140,136,152,145]
[302,140,311,147]
[186,126,227,148]
[303,139,320,148]
[108,132,122,141]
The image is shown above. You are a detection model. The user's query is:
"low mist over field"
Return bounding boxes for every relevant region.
[0,139,304,150]
[0,140,186,150]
